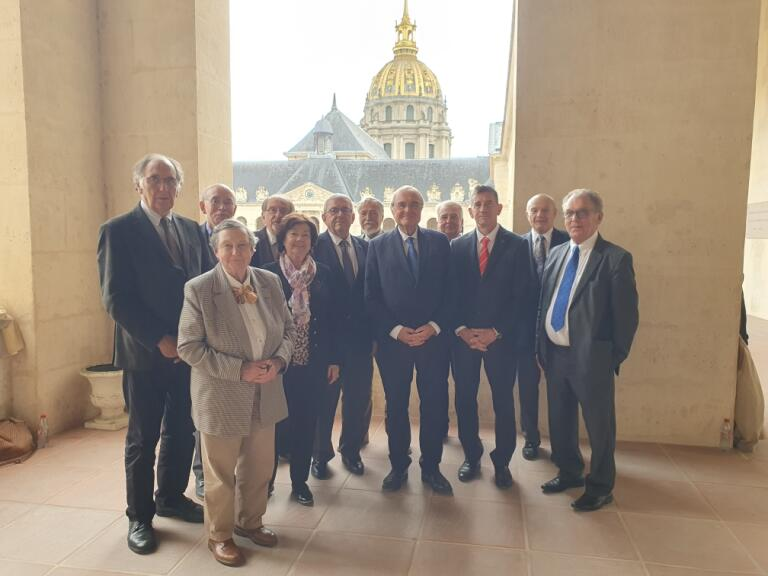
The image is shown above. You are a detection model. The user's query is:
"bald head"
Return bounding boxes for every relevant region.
[526,193,557,235]
[436,200,463,240]
[199,184,236,228]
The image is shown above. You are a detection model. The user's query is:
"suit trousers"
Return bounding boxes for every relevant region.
[452,338,518,467]
[377,334,449,472]
[313,351,373,463]
[283,363,325,487]
[123,358,195,522]
[516,351,542,446]
[201,425,274,542]
[545,343,616,496]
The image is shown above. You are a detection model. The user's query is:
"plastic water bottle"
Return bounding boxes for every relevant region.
[719,418,732,451]
[37,414,49,448]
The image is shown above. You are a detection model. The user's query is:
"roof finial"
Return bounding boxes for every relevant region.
[402,0,410,23]
[332,93,337,111]
[394,0,417,57]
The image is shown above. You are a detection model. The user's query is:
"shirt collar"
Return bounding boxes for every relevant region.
[140,199,173,227]
[328,230,352,246]
[266,228,277,245]
[531,227,553,244]
[222,266,252,290]
[570,230,599,253]
[398,226,419,243]
[477,224,500,243]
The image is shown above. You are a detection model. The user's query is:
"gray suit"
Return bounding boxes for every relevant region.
[537,234,638,496]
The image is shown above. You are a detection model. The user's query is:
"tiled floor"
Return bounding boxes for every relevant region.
[0,419,766,576]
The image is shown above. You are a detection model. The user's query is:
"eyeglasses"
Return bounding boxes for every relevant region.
[144,175,179,189]
[326,207,353,215]
[564,209,594,221]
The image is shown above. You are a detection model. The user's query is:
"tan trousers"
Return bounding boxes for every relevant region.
[201,425,274,542]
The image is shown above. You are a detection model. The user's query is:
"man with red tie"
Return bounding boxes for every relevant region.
[449,185,530,488]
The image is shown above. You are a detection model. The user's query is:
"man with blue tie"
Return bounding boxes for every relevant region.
[518,194,569,461]
[311,194,373,478]
[365,186,453,495]
[451,185,529,488]
[538,189,639,511]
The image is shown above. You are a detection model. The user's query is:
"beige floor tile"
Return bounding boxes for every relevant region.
[342,457,425,494]
[409,540,527,576]
[664,446,768,487]
[0,505,120,563]
[47,463,125,511]
[288,531,414,576]
[525,506,636,559]
[264,482,340,529]
[273,458,351,489]
[170,526,312,576]
[0,559,53,576]
[614,477,716,519]
[448,465,522,503]
[0,463,99,504]
[615,444,688,482]
[61,515,203,574]
[697,483,768,524]
[420,496,524,548]
[622,513,759,572]
[528,551,645,575]
[727,522,768,573]
[31,434,123,470]
[49,568,139,576]
[645,564,760,576]
[0,500,34,528]
[747,440,768,462]
[318,488,428,540]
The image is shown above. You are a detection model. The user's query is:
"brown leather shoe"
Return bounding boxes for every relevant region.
[208,538,245,567]
[234,525,278,548]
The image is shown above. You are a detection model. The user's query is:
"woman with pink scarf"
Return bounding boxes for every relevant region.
[264,213,341,506]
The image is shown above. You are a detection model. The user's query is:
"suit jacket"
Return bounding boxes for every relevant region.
[450,227,529,341]
[199,222,217,272]
[537,234,639,378]
[97,203,205,371]
[365,227,452,340]
[177,264,294,437]
[313,232,373,355]
[250,227,276,268]
[520,228,569,352]
[264,259,342,367]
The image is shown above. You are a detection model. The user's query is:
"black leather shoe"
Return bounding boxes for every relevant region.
[422,469,453,495]
[382,468,408,492]
[457,460,480,482]
[127,520,157,555]
[311,459,329,479]
[494,466,513,489]
[195,478,204,501]
[291,484,314,506]
[156,496,204,523]
[571,492,613,511]
[522,441,540,461]
[541,475,585,494]
[342,455,365,476]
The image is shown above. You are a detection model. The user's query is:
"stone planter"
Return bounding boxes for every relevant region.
[81,364,128,431]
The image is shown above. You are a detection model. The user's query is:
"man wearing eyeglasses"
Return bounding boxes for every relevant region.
[251,195,295,267]
[537,188,638,512]
[98,153,206,554]
[199,184,237,272]
[311,194,374,479]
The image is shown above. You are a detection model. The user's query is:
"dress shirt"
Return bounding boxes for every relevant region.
[455,225,501,335]
[545,230,599,346]
[140,199,176,235]
[361,230,382,242]
[328,231,358,276]
[530,227,554,257]
[389,226,441,340]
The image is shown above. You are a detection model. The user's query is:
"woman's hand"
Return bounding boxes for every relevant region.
[242,358,284,384]
[327,364,340,384]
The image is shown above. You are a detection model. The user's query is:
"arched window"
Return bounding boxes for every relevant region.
[427,107,433,122]
[384,143,392,158]
[405,142,415,159]
[406,105,414,121]
[429,144,435,159]
[385,106,392,122]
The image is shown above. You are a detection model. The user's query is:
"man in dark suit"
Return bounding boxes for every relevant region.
[97,153,205,554]
[365,185,453,495]
[250,195,295,268]
[436,200,464,241]
[538,188,639,511]
[311,194,374,478]
[358,196,384,241]
[518,194,569,461]
[450,185,529,488]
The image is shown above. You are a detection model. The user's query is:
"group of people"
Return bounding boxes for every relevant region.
[98,152,638,567]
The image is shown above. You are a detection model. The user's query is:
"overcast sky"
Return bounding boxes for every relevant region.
[230,0,514,161]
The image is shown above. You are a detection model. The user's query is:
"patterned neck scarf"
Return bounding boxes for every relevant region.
[279,253,316,327]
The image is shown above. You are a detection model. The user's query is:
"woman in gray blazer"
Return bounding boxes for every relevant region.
[178,219,295,568]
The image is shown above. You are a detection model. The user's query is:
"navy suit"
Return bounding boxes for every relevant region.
[98,203,205,522]
[312,233,374,464]
[365,227,452,472]
[199,222,217,273]
[517,228,569,446]
[450,227,530,467]
[250,227,277,268]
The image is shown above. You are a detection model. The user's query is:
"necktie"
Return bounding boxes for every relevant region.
[232,284,258,304]
[339,239,356,286]
[160,218,183,267]
[406,236,419,281]
[270,242,279,261]
[550,245,580,332]
[479,236,489,276]
[535,235,547,279]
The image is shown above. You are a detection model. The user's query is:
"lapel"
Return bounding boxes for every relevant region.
[351,236,365,289]
[468,232,480,280]
[523,231,537,279]
[543,242,571,307]
[173,216,193,275]
[320,234,344,276]
[416,228,429,284]
[482,227,507,280]
[570,234,605,306]
[388,229,413,278]
[212,264,251,358]
[132,204,176,270]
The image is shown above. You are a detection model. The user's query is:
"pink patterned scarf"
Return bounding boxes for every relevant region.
[279,253,316,327]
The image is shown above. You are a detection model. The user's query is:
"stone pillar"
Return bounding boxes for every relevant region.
[496,0,761,446]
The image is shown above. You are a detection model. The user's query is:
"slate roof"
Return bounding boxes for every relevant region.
[286,107,389,159]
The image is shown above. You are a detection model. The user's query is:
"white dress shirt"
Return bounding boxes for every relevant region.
[545,230,599,346]
[530,227,554,257]
[328,231,358,276]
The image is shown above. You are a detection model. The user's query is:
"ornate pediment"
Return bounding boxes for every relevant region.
[281,182,338,206]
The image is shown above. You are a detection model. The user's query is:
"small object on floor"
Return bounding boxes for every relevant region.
[422,469,453,495]
[156,495,204,523]
[127,520,157,555]
[234,525,278,547]
[291,483,314,506]
[541,474,585,494]
[208,538,245,567]
[522,441,540,461]
[342,455,365,475]
[571,492,613,512]
[311,458,329,479]
[382,468,408,492]
[494,465,513,489]
[457,460,480,482]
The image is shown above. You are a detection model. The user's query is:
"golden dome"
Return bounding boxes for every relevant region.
[366,0,443,101]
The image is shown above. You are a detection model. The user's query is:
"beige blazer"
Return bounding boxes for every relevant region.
[178,264,295,437]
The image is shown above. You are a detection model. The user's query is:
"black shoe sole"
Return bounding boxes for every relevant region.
[128,539,157,555]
